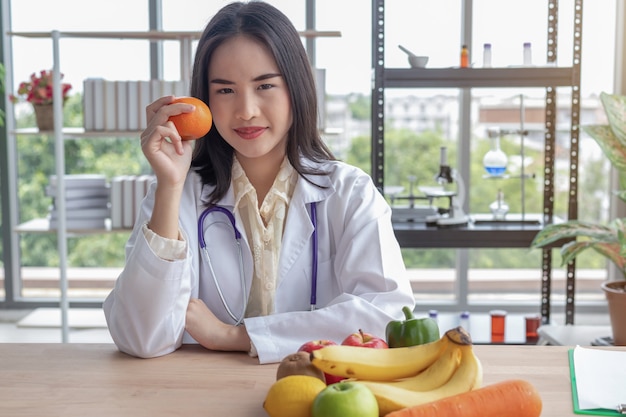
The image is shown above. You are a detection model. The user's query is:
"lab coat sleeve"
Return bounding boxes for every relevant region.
[244,294,404,364]
[103,184,195,358]
[244,164,415,364]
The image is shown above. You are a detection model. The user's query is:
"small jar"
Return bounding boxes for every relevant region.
[523,42,532,66]
[460,45,470,68]
[483,43,492,68]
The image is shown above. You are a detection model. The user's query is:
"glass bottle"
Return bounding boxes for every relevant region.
[460,45,469,68]
[489,189,510,220]
[459,311,470,333]
[523,42,532,66]
[483,43,492,68]
[483,135,508,176]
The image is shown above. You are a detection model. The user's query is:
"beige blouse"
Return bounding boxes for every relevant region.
[143,156,297,319]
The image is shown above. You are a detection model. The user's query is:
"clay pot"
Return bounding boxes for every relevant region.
[601,280,626,345]
[33,104,54,131]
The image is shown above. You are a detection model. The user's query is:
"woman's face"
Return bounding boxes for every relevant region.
[208,35,293,166]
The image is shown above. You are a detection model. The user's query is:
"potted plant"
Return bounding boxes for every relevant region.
[9,69,72,131]
[531,91,626,345]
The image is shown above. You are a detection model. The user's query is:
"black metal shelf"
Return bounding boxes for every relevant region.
[382,66,577,89]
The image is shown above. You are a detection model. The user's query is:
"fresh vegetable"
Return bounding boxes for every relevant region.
[386,306,440,348]
[384,379,542,417]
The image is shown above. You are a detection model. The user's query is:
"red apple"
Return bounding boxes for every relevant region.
[298,340,346,385]
[341,329,389,349]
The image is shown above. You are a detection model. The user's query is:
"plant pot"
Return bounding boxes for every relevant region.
[601,280,626,345]
[33,104,54,131]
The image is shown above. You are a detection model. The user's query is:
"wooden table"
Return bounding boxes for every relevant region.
[1,343,623,416]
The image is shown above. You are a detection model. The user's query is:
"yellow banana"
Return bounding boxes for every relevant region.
[310,333,448,381]
[379,343,462,391]
[359,342,483,416]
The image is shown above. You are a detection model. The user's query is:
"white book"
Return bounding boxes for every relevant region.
[104,80,117,131]
[174,80,188,97]
[48,174,107,189]
[161,80,175,97]
[83,79,95,131]
[48,217,107,231]
[115,81,128,131]
[50,196,110,210]
[110,176,126,229]
[122,175,137,229]
[127,81,140,131]
[138,81,151,130]
[150,79,162,102]
[49,206,110,221]
[92,78,105,131]
[133,175,153,222]
[46,185,109,200]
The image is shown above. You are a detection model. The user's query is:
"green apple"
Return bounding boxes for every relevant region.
[311,381,378,417]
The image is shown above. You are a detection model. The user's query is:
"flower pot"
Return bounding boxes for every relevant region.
[33,104,54,131]
[601,280,626,345]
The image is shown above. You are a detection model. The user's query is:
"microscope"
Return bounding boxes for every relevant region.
[424,146,470,227]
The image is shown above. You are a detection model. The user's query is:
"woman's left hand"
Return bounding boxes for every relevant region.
[185,298,251,352]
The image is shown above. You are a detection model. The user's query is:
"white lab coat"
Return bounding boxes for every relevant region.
[103,159,415,363]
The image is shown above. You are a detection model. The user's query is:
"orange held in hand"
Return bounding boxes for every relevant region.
[168,97,213,140]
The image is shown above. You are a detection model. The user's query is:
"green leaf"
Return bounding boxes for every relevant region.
[582,124,626,174]
[530,221,618,249]
[601,92,626,147]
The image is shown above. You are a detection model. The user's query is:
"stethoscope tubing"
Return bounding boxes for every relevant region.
[198,202,318,324]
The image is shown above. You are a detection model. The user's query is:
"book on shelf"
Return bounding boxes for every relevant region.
[48,174,107,189]
[92,78,105,131]
[115,81,129,131]
[48,217,108,230]
[134,175,154,221]
[104,80,117,131]
[127,81,140,131]
[49,197,110,210]
[109,176,127,229]
[122,176,136,229]
[83,79,95,130]
[45,186,110,200]
[48,206,110,221]
[138,81,151,130]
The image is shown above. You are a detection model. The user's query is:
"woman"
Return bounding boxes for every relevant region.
[103,1,414,364]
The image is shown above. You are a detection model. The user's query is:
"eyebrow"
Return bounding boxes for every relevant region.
[210,73,282,85]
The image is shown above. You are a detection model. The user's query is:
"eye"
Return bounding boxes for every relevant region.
[217,87,234,94]
[258,83,274,90]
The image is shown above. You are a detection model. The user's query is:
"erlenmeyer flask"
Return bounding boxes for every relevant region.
[483,136,508,176]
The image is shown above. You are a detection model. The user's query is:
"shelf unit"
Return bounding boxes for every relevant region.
[371,0,582,324]
[6,27,341,339]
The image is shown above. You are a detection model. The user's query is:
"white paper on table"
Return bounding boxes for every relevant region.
[573,345,626,410]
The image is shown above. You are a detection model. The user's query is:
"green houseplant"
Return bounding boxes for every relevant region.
[531,91,626,345]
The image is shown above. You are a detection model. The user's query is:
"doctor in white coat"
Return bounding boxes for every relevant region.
[103,2,415,364]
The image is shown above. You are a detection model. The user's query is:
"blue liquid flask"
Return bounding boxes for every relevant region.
[483,136,508,176]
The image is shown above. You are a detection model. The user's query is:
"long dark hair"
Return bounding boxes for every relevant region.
[190,1,335,204]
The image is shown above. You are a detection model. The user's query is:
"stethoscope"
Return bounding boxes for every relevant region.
[198,202,318,325]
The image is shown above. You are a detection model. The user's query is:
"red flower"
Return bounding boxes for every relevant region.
[10,69,72,105]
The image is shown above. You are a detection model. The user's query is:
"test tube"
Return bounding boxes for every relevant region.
[525,315,541,344]
[490,310,507,343]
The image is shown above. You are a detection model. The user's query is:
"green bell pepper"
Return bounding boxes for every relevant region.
[385,306,440,348]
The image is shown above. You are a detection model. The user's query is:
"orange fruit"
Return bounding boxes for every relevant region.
[168,97,213,140]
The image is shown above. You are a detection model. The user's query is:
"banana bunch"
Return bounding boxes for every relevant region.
[310,326,483,416]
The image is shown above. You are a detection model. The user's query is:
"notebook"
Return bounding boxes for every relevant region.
[568,347,624,416]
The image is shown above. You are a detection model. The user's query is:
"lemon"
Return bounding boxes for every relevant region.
[263,374,327,417]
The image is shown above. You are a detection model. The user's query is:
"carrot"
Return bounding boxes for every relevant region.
[385,379,542,417]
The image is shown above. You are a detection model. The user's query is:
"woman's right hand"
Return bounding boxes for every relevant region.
[140,96,196,189]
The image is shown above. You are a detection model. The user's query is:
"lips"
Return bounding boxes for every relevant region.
[234,126,267,140]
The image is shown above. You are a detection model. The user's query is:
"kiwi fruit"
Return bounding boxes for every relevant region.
[276,351,326,383]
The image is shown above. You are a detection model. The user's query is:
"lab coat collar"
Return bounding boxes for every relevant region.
[197,157,335,207]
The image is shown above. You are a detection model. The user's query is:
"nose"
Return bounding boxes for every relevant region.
[234,90,259,121]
